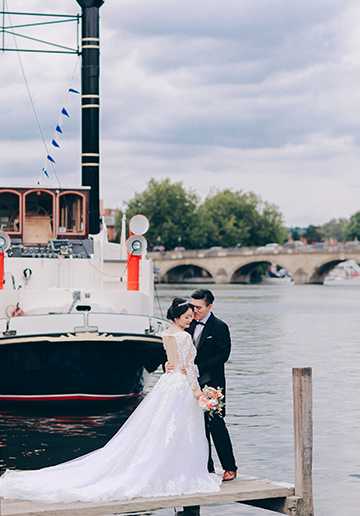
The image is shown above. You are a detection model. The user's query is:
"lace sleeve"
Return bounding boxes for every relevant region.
[177,333,200,394]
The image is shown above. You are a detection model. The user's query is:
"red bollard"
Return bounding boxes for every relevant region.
[126,215,149,291]
[127,253,140,291]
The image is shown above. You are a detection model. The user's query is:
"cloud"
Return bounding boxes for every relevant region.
[99,0,356,153]
[99,132,360,226]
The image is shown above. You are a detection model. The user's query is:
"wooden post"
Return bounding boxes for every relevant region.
[292,367,314,516]
[241,368,314,516]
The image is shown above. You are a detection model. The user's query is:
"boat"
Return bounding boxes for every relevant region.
[261,264,293,284]
[324,260,360,285]
[0,1,168,406]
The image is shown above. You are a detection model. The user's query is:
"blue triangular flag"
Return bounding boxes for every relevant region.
[42,167,49,178]
[47,155,56,164]
[69,88,80,94]
[52,139,60,148]
[61,107,70,117]
[56,125,63,133]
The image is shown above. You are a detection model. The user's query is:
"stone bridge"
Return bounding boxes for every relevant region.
[151,245,360,285]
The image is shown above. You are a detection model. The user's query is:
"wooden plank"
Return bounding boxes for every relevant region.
[0,475,295,516]
[292,367,314,516]
[24,216,53,244]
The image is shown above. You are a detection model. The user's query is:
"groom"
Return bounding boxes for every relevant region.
[188,288,237,481]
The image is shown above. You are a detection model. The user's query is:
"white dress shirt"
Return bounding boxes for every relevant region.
[193,311,211,377]
[193,311,211,343]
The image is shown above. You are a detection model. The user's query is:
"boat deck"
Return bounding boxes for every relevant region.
[0,474,295,515]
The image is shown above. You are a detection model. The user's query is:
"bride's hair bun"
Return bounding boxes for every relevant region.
[166,297,194,321]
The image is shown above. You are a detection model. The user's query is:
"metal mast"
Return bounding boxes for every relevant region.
[77,0,104,235]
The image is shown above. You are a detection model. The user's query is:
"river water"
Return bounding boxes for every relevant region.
[1,283,359,516]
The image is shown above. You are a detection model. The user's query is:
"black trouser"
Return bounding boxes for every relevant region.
[179,414,237,516]
[205,412,237,472]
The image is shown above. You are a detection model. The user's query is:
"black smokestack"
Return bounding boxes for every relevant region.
[77,0,104,234]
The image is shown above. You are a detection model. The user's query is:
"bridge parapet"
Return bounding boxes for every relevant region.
[150,243,360,260]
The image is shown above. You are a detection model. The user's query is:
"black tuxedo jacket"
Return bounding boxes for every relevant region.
[186,312,231,393]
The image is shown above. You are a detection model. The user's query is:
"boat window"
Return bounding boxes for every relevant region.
[24,190,54,243]
[0,191,21,233]
[59,193,84,234]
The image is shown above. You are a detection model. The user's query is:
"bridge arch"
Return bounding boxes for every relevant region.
[229,258,289,283]
[161,264,214,283]
[307,259,348,284]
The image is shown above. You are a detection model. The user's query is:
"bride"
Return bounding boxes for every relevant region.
[0,298,221,503]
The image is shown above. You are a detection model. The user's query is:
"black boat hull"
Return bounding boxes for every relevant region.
[0,333,166,407]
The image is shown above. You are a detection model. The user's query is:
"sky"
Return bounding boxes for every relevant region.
[1,0,360,227]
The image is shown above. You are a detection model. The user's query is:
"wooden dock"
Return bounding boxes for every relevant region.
[1,475,295,515]
[0,368,314,516]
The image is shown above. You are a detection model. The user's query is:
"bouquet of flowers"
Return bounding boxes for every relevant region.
[198,385,224,418]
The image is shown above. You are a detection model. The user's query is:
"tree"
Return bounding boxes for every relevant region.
[321,218,347,242]
[200,189,286,247]
[115,181,287,250]
[343,212,360,241]
[252,200,287,246]
[118,178,200,250]
[291,228,300,241]
[303,225,323,244]
[186,204,218,249]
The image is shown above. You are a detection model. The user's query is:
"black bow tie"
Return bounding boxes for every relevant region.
[195,321,205,325]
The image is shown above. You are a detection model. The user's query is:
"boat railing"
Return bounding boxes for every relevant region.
[2,312,167,338]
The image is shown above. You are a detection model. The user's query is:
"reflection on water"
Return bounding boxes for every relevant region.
[1,283,359,516]
[0,409,134,436]
[0,401,141,471]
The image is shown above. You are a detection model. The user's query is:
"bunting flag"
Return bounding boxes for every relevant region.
[41,87,80,181]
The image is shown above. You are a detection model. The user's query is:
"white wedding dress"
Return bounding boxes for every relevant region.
[0,331,221,503]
